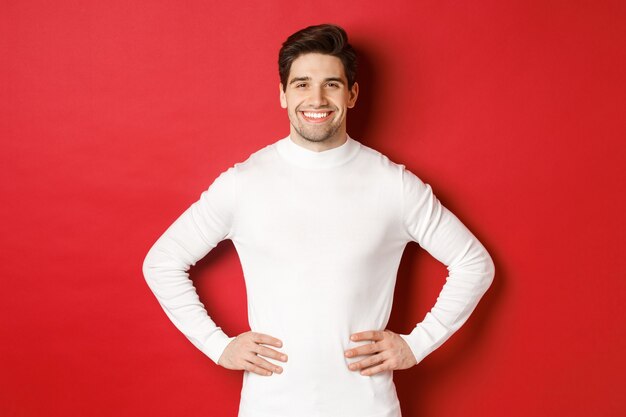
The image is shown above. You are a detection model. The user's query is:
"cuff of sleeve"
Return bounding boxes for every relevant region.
[201,330,236,365]
[399,314,451,365]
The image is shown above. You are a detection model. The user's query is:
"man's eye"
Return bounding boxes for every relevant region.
[296,83,307,88]
[327,82,339,88]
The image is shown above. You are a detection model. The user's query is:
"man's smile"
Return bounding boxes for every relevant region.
[300,110,334,123]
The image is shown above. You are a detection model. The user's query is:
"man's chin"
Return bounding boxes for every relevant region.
[295,126,341,143]
[299,134,332,143]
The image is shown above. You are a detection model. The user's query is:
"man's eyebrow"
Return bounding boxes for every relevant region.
[323,77,345,84]
[288,76,346,85]
[289,76,311,85]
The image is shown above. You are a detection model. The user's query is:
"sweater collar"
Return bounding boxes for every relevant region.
[276,134,361,169]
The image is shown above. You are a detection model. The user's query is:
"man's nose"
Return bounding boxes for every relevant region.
[308,87,328,107]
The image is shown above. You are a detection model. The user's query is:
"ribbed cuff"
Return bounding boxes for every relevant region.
[202,329,237,365]
[399,315,451,365]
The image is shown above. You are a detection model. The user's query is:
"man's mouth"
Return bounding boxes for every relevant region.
[300,111,334,123]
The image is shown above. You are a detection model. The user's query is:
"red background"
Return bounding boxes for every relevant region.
[1,1,625,416]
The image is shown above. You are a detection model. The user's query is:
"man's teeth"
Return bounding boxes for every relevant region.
[303,112,329,119]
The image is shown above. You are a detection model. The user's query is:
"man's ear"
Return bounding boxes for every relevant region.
[347,82,359,109]
[279,83,287,109]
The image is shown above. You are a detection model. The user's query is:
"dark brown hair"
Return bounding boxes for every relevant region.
[278,24,357,91]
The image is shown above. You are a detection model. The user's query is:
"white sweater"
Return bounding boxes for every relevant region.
[142,135,495,417]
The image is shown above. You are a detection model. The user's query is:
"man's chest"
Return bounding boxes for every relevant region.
[232,171,402,262]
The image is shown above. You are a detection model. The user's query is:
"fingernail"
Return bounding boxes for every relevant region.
[351,335,357,341]
[345,351,352,357]
[349,364,357,370]
[281,355,288,361]
[275,367,282,373]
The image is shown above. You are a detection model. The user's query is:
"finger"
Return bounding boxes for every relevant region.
[254,344,289,362]
[348,353,384,371]
[252,332,283,348]
[359,361,390,376]
[350,330,384,342]
[243,360,275,376]
[345,341,381,358]
[248,353,284,375]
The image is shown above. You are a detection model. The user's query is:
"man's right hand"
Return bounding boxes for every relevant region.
[217,331,288,376]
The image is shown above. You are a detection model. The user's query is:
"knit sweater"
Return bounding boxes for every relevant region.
[142,135,495,417]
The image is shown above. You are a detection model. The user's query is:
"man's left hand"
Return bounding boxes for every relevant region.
[344,329,417,376]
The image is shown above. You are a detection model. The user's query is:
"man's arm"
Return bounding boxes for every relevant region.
[142,168,238,364]
[397,167,495,364]
[345,167,495,374]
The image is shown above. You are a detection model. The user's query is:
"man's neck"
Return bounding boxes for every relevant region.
[289,130,348,153]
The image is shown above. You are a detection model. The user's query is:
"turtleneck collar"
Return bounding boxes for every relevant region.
[276,134,361,170]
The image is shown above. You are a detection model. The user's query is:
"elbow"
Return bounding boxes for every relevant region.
[141,243,189,292]
[464,239,495,293]
[482,250,496,292]
[142,246,158,289]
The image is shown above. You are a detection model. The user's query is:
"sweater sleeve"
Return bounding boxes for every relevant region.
[142,166,238,365]
[398,167,495,365]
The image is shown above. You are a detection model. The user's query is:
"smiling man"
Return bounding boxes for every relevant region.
[143,24,495,417]
[280,52,358,149]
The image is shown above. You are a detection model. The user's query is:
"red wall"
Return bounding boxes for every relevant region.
[1,1,624,416]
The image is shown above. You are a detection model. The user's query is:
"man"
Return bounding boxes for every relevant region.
[143,24,494,417]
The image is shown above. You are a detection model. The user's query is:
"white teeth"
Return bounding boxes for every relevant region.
[303,112,329,119]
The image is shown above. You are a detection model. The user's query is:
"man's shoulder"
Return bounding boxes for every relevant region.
[353,139,408,176]
[227,137,283,174]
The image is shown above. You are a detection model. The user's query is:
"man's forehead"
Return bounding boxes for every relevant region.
[288,53,347,82]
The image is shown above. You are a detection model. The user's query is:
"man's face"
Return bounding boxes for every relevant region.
[280,53,358,145]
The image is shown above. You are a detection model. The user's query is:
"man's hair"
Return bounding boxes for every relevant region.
[278,24,357,91]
